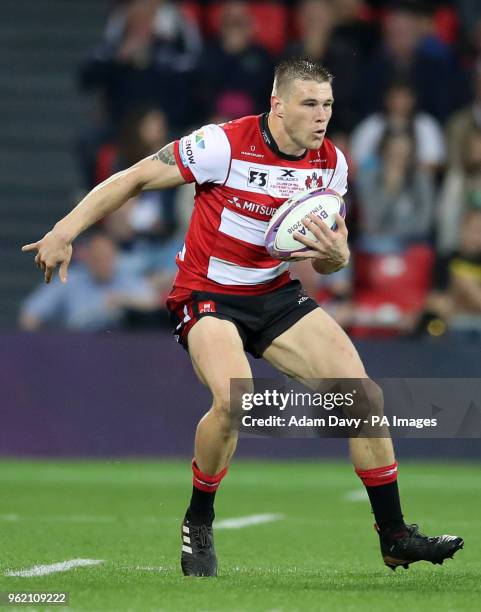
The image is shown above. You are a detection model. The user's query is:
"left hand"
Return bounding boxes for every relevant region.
[291,213,349,267]
[22,230,73,284]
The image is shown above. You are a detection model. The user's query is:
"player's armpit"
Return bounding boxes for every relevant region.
[133,142,186,191]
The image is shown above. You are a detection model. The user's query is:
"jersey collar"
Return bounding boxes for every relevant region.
[259,113,307,162]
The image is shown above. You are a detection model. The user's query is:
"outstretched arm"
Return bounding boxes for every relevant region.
[22,143,185,283]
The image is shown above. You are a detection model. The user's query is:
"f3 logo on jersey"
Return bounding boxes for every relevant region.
[248,168,268,187]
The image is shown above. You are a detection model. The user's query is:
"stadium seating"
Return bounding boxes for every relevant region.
[351,245,435,337]
[0,0,106,326]
[203,2,288,55]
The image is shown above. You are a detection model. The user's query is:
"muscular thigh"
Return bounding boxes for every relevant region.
[262,308,367,382]
[187,316,253,400]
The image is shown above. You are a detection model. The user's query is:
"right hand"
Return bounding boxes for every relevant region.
[22,231,73,284]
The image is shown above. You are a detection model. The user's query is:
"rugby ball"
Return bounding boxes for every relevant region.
[265,188,346,260]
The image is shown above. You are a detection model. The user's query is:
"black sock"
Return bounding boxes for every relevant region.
[365,480,405,533]
[186,486,216,525]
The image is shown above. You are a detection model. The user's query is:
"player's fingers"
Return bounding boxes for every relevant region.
[307,213,330,229]
[334,213,348,235]
[302,217,332,244]
[44,265,54,284]
[289,250,319,259]
[59,259,69,283]
[293,231,319,251]
[306,215,336,238]
[35,256,46,272]
[21,242,39,252]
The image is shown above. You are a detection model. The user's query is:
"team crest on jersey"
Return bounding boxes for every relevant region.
[305,172,322,189]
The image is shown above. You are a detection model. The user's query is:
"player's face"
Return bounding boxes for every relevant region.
[281,79,334,151]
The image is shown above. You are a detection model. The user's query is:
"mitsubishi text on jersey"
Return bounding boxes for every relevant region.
[172,114,348,295]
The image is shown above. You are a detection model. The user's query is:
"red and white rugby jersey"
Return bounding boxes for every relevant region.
[172,113,348,295]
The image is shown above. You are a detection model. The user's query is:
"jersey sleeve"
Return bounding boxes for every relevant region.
[329,147,348,197]
[173,124,231,185]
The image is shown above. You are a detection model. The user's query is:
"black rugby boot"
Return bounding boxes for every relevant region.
[376,523,464,570]
[181,516,217,577]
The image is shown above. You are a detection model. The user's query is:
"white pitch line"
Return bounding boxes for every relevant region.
[216,513,284,529]
[343,489,369,502]
[5,559,104,577]
[0,514,18,521]
[0,514,115,523]
[49,515,114,523]
[117,565,166,572]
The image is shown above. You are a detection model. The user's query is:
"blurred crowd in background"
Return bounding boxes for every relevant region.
[19,0,481,341]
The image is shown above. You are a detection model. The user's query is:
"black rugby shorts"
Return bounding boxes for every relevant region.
[167,280,319,359]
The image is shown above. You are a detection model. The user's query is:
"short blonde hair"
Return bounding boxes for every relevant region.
[272,58,333,97]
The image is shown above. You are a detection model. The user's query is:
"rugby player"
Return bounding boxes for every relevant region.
[23,59,463,576]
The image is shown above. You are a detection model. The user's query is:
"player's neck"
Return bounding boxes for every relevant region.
[267,112,306,158]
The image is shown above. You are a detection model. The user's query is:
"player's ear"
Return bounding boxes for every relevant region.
[271,95,283,119]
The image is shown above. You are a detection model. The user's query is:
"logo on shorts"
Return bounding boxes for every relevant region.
[199,300,216,314]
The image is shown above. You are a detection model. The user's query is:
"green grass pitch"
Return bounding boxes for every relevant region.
[0,460,479,611]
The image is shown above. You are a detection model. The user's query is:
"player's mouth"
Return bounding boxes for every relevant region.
[313,129,326,138]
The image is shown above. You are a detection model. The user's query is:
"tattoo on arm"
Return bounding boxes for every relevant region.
[151,142,176,165]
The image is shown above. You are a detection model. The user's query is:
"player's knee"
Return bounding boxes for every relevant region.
[343,378,384,420]
[212,391,231,418]
[366,380,384,417]
[211,379,254,429]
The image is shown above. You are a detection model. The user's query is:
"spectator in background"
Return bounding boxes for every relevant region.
[420,208,481,338]
[355,125,436,252]
[208,91,256,124]
[100,108,184,298]
[80,0,201,128]
[331,0,381,60]
[437,127,481,254]
[445,60,481,168]
[197,1,273,117]
[351,78,445,173]
[285,0,361,132]
[19,232,158,332]
[358,1,463,123]
[415,1,455,62]
[457,1,481,43]
[77,0,202,188]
